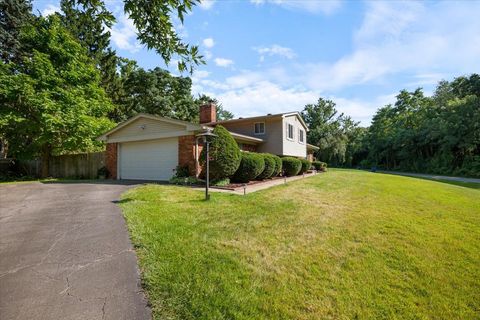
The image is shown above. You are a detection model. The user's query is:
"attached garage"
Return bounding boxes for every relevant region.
[119,138,178,180]
[98,114,206,181]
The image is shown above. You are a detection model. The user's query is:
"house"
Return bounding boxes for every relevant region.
[97,103,319,180]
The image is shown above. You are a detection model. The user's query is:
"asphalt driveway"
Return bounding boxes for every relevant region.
[0,181,151,320]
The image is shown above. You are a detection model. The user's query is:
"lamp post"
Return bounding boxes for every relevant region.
[196,130,217,200]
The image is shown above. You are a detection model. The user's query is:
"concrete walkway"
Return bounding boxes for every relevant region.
[0,181,151,320]
[197,172,320,195]
[378,171,480,184]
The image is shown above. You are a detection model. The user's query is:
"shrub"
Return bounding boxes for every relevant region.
[300,159,311,174]
[271,155,282,177]
[282,157,302,176]
[256,154,276,180]
[212,178,230,186]
[232,153,265,183]
[312,161,327,171]
[174,165,190,178]
[200,125,241,180]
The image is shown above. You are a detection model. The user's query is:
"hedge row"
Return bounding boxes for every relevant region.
[198,128,322,183]
[232,153,284,182]
[233,153,265,183]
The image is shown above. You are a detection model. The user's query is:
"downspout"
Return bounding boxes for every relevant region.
[195,136,202,178]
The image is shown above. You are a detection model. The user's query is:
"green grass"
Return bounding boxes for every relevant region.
[120,169,480,320]
[407,177,480,190]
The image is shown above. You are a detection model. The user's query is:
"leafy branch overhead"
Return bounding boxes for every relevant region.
[124,0,204,73]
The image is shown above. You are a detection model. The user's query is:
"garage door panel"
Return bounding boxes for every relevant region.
[119,138,178,180]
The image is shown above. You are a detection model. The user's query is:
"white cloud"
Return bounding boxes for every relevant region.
[299,1,480,92]
[214,58,234,67]
[195,70,211,78]
[204,50,213,60]
[109,11,142,53]
[191,68,396,124]
[199,0,216,10]
[331,94,397,124]
[254,44,296,60]
[216,81,318,117]
[251,0,342,15]
[202,38,215,48]
[42,4,60,16]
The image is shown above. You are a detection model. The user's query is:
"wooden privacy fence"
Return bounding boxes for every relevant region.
[18,152,106,179]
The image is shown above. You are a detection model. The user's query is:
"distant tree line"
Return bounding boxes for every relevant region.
[0,0,232,176]
[303,74,480,178]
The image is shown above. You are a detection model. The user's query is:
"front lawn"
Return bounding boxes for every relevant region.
[120,169,480,320]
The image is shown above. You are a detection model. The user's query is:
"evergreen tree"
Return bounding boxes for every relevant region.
[0,0,33,63]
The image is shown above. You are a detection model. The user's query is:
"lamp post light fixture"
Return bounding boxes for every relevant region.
[196,130,217,200]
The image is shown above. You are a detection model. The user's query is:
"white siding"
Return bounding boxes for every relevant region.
[119,138,178,180]
[282,115,307,158]
[108,118,186,141]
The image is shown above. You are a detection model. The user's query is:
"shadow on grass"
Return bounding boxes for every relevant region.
[415,178,480,190]
[112,198,134,204]
[376,172,480,190]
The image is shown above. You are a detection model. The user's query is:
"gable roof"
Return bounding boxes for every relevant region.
[97,113,207,141]
[210,111,309,131]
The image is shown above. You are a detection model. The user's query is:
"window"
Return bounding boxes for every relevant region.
[287,123,294,140]
[299,129,304,143]
[254,122,265,135]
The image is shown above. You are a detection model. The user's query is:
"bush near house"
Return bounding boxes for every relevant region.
[232,153,265,183]
[200,125,241,180]
[271,155,282,177]
[282,157,302,176]
[299,159,311,174]
[256,154,276,180]
[312,161,328,172]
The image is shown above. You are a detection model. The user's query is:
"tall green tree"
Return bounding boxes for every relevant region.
[116,67,198,122]
[302,98,342,165]
[124,0,204,72]
[60,0,120,100]
[0,0,32,63]
[0,16,114,177]
[362,75,480,177]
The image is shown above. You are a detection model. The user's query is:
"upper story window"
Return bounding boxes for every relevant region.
[298,129,304,144]
[254,122,265,135]
[287,123,294,140]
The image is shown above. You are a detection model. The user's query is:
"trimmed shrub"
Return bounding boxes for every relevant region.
[200,125,241,179]
[282,157,302,176]
[232,153,265,183]
[299,159,311,174]
[271,155,282,177]
[312,161,327,171]
[256,154,276,180]
[212,178,230,186]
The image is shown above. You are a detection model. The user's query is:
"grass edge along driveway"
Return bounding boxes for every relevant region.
[120,169,480,320]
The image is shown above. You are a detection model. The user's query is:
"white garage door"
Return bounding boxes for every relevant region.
[119,138,178,180]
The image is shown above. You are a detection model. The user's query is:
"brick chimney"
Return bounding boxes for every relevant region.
[199,102,216,124]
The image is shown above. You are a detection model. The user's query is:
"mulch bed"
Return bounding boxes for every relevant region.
[212,171,319,191]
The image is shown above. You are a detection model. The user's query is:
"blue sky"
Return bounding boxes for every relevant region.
[35,0,480,124]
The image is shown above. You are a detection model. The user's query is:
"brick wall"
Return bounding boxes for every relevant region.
[178,135,203,176]
[106,143,118,179]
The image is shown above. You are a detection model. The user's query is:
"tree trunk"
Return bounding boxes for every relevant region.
[41,145,51,178]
